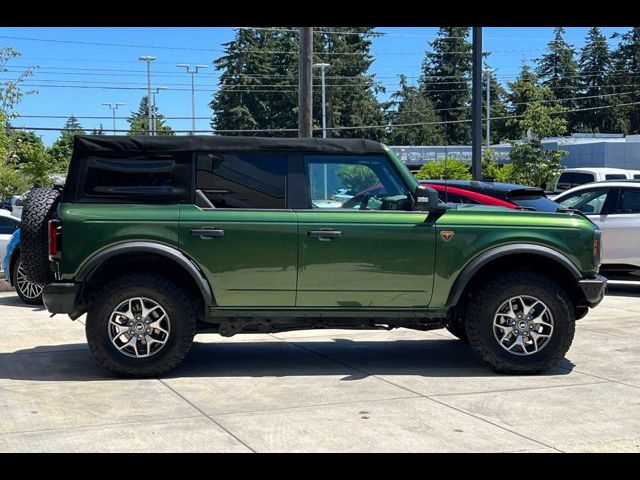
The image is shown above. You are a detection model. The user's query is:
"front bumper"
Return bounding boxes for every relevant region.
[578,274,607,307]
[42,282,85,318]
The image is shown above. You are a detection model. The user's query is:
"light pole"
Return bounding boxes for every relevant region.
[138,56,157,135]
[102,102,124,135]
[177,64,208,134]
[150,87,168,136]
[484,68,492,148]
[313,62,330,199]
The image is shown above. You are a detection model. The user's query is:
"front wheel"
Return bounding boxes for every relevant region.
[85,274,196,377]
[465,272,575,374]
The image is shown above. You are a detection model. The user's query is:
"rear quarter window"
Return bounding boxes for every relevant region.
[556,172,595,190]
[605,174,627,180]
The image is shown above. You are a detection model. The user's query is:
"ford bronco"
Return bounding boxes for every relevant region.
[21,136,606,377]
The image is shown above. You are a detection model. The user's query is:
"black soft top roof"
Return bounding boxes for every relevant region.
[72,135,386,157]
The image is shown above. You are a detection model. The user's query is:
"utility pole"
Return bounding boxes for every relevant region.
[138,56,156,136]
[471,27,483,180]
[150,87,167,136]
[313,62,330,199]
[298,27,313,138]
[101,102,124,135]
[484,68,491,148]
[177,64,208,134]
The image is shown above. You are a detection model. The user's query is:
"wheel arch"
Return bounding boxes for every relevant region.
[446,243,585,313]
[77,242,215,315]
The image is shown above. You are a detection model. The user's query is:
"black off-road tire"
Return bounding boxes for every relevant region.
[12,255,44,305]
[20,188,61,286]
[446,320,469,342]
[466,272,575,374]
[86,274,196,378]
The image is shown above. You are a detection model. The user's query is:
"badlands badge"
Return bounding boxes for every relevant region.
[440,230,455,242]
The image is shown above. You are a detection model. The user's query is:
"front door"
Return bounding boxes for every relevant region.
[296,154,435,308]
[179,152,297,307]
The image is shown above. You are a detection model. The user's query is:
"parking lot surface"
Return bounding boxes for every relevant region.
[0,283,639,452]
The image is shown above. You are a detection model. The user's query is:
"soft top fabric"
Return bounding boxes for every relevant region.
[72,135,386,157]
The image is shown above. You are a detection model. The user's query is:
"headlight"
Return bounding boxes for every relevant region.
[593,230,602,267]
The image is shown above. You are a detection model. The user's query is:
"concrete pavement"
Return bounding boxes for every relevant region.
[0,283,639,452]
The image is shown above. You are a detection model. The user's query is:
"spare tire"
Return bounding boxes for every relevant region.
[20,188,61,285]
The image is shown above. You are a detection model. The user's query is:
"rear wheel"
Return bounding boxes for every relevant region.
[86,274,196,377]
[466,272,575,374]
[12,256,44,305]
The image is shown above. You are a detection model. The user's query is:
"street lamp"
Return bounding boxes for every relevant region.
[177,64,208,134]
[138,56,157,135]
[313,63,330,199]
[102,102,125,135]
[484,68,492,148]
[150,87,168,135]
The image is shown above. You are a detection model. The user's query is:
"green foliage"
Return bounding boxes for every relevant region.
[420,27,472,144]
[0,163,29,198]
[47,116,85,173]
[414,157,471,180]
[128,96,174,136]
[336,164,379,192]
[610,27,640,134]
[1,47,36,119]
[384,75,444,145]
[18,137,54,187]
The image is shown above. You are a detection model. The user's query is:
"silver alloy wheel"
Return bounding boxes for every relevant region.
[16,262,43,300]
[493,295,554,356]
[108,297,170,359]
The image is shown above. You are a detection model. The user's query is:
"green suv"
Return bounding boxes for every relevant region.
[22,135,606,377]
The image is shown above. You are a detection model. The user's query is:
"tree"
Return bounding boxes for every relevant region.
[508,83,568,188]
[1,47,36,120]
[314,27,385,140]
[336,164,379,192]
[420,27,472,144]
[609,27,640,134]
[414,157,471,180]
[576,27,613,132]
[128,96,174,136]
[384,75,444,145]
[47,116,85,173]
[91,124,106,135]
[505,63,547,139]
[536,27,579,131]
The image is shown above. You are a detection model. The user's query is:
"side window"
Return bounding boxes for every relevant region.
[304,155,410,210]
[196,153,287,209]
[81,153,191,203]
[558,188,609,214]
[634,174,640,180]
[556,172,595,190]
[613,188,640,214]
[0,218,19,235]
[605,174,626,180]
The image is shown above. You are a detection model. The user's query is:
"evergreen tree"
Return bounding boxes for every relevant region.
[91,124,106,135]
[576,27,613,132]
[609,27,640,134]
[313,27,385,140]
[384,75,444,145]
[505,63,548,139]
[536,27,579,131]
[128,96,174,135]
[47,116,85,172]
[420,27,472,145]
[483,66,509,143]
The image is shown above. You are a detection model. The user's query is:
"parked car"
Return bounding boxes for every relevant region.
[553,167,640,195]
[554,180,640,280]
[421,180,562,212]
[2,228,44,304]
[0,209,20,272]
[22,135,605,377]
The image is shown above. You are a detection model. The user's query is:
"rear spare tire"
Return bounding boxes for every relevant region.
[20,188,60,286]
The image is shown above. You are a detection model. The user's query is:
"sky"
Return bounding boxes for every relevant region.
[0,26,629,145]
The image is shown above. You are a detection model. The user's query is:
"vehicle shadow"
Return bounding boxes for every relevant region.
[0,336,575,382]
[0,292,45,311]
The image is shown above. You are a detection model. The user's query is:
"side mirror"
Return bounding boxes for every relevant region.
[415,185,441,211]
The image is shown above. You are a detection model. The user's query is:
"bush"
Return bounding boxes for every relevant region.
[414,157,471,180]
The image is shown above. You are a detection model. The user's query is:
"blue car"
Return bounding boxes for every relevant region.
[2,228,44,305]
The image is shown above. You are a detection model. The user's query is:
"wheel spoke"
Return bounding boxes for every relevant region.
[494,295,554,357]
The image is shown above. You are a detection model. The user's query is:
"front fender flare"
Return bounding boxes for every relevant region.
[445,243,582,308]
[75,241,215,306]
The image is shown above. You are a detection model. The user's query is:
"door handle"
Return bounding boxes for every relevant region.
[308,229,342,239]
[190,228,225,238]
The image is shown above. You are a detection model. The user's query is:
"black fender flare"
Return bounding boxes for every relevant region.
[76,241,215,306]
[445,243,582,308]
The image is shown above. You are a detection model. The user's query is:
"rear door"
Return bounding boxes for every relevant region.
[179,152,298,307]
[600,187,640,267]
[295,154,435,308]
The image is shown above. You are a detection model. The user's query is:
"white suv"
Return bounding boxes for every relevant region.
[555,180,640,279]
